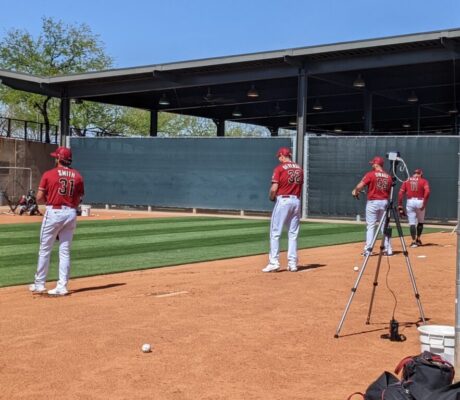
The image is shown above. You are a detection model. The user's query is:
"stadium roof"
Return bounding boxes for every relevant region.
[1,28,460,135]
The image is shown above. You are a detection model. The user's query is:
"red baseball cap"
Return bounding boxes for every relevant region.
[414,168,423,175]
[276,147,292,157]
[369,156,384,166]
[50,146,72,163]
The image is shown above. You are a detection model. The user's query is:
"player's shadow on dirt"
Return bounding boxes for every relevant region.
[296,263,326,271]
[71,283,126,294]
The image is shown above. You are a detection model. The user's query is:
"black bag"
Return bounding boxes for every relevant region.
[395,351,454,392]
[423,381,460,400]
[381,381,416,400]
[346,371,400,400]
[366,371,400,399]
[347,351,456,400]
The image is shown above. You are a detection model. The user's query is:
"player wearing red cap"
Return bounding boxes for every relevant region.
[352,156,393,256]
[262,147,304,272]
[398,168,430,247]
[29,146,84,296]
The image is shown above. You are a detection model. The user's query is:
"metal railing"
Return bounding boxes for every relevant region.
[0,116,59,143]
[69,127,127,137]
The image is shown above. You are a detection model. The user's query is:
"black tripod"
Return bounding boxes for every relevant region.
[334,177,426,338]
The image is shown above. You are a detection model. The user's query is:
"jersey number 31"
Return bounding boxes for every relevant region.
[58,178,75,196]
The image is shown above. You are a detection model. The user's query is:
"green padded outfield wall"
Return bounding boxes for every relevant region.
[70,137,292,211]
[306,136,459,221]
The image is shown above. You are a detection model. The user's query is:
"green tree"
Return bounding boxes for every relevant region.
[0,17,112,142]
[0,17,270,139]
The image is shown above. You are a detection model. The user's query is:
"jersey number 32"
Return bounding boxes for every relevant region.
[287,170,302,184]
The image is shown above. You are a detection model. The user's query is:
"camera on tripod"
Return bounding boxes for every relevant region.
[386,152,401,178]
[335,150,426,338]
[386,151,400,162]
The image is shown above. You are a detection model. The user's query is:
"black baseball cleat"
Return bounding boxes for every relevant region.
[416,239,422,246]
[410,242,418,248]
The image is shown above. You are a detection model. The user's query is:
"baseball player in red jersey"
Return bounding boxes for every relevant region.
[263,147,304,272]
[29,147,84,296]
[352,156,393,256]
[398,168,430,247]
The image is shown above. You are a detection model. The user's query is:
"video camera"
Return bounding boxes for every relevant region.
[386,151,400,162]
[386,151,401,175]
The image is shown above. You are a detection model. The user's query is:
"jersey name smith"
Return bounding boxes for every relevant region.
[57,169,76,178]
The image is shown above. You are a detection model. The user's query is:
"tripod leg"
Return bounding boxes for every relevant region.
[391,207,426,324]
[366,208,391,324]
[335,206,388,338]
[334,255,373,338]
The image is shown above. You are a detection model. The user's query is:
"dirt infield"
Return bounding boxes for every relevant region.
[0,226,456,399]
[0,206,190,224]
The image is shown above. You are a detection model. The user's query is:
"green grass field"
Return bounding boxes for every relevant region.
[0,216,439,287]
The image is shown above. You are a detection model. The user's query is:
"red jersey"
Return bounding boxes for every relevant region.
[398,176,430,205]
[271,161,304,197]
[39,166,84,208]
[361,170,392,200]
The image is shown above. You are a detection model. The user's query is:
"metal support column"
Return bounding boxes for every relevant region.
[59,97,70,145]
[7,118,11,137]
[269,127,279,137]
[296,68,307,168]
[297,68,308,219]
[214,119,225,137]
[150,110,158,136]
[364,90,373,134]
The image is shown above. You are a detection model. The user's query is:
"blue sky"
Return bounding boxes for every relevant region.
[1,0,459,69]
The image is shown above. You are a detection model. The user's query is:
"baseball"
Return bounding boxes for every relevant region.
[353,266,359,271]
[141,343,151,353]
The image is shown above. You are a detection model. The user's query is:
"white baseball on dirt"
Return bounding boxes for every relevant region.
[141,343,151,353]
[353,266,359,271]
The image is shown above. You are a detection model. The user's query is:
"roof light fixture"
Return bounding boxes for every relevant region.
[402,122,411,128]
[407,91,418,103]
[159,93,170,106]
[353,74,365,88]
[247,84,259,98]
[232,107,242,117]
[313,99,323,111]
[334,127,342,133]
[288,119,297,126]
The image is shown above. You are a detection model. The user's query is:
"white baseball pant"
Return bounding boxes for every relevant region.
[33,206,77,289]
[365,199,392,253]
[269,195,301,267]
[406,198,425,225]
